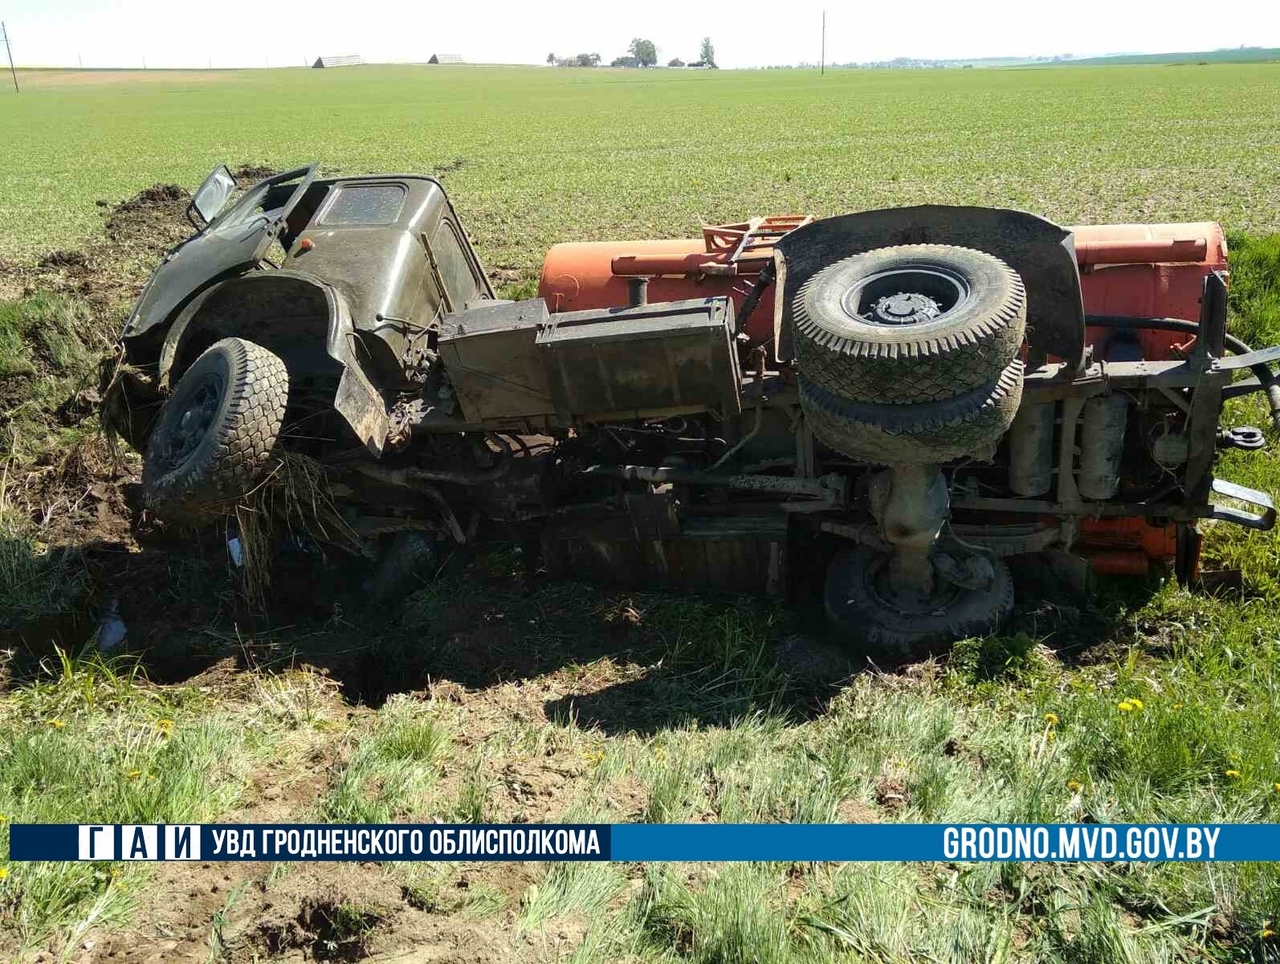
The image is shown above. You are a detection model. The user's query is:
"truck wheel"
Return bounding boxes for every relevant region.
[826,545,1014,659]
[800,360,1023,464]
[142,337,289,521]
[794,244,1026,404]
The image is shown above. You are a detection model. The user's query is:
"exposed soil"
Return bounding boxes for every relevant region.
[0,166,288,653]
[0,165,288,312]
[42,667,648,963]
[0,180,192,310]
[72,823,528,964]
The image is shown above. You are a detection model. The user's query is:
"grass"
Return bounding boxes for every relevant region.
[3,62,1280,962]
[0,516,88,631]
[0,293,107,460]
[317,696,452,823]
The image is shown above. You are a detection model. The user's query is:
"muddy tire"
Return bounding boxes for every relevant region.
[794,244,1026,404]
[826,545,1014,659]
[800,360,1022,464]
[142,337,289,521]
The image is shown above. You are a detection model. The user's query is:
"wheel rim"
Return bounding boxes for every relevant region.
[155,371,223,471]
[843,264,971,326]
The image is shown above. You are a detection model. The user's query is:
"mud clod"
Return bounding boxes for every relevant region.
[256,896,385,962]
[232,164,278,183]
[39,249,89,269]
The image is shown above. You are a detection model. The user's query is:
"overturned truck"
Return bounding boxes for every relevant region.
[108,164,1280,655]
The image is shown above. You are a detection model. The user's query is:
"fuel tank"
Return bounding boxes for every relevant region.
[1073,222,1228,361]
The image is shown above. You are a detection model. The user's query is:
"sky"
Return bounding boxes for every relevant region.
[3,0,1278,69]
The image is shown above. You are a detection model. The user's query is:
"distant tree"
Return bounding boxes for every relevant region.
[611,55,640,68]
[547,52,556,65]
[628,38,657,67]
[575,52,601,67]
[699,37,716,67]
[667,57,685,67]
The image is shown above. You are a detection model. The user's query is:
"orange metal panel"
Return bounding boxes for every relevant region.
[540,218,1228,355]
[1070,221,1228,362]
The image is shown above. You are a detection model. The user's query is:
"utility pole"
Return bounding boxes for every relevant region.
[2,22,18,93]
[820,10,826,75]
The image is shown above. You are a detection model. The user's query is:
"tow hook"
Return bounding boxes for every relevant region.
[1218,426,1267,451]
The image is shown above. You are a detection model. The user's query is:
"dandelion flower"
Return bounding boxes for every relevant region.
[1046,731,1056,743]
[126,770,142,780]
[47,719,66,729]
[1273,783,1280,795]
[1067,779,1083,792]
[1226,769,1242,780]
[1129,698,1144,710]
[1118,701,1134,713]
[1043,712,1059,726]
[156,719,174,735]
[0,868,8,881]
[1262,928,1275,939]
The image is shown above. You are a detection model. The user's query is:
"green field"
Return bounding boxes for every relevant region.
[3,63,1280,963]
[3,63,1280,271]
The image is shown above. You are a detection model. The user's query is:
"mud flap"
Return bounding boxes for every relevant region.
[335,364,389,455]
[1175,524,1202,588]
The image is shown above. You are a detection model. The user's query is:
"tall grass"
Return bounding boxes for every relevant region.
[317,696,452,823]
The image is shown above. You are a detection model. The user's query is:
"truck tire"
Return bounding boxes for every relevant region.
[142,337,289,520]
[800,360,1023,464]
[826,545,1014,659]
[794,244,1026,404]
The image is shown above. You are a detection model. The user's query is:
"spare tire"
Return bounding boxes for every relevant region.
[794,244,1026,404]
[800,360,1023,464]
[142,337,289,520]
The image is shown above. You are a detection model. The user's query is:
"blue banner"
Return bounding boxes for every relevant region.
[10,822,1280,862]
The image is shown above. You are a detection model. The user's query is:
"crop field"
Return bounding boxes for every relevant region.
[4,63,1280,270]
[2,62,1280,963]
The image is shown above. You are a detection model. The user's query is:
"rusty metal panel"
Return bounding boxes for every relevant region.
[536,297,741,422]
[438,299,556,422]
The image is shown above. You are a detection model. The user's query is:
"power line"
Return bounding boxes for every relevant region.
[2,22,18,93]
[820,10,826,76]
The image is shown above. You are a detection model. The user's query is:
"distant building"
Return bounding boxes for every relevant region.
[312,54,363,68]
[428,54,465,65]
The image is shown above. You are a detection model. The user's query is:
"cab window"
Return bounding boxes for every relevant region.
[318,183,407,226]
[432,220,482,308]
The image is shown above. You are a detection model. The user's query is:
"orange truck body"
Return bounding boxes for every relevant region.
[539,219,1230,576]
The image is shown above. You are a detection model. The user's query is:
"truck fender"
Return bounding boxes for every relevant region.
[157,270,390,454]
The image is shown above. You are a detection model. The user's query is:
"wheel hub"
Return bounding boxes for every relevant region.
[846,264,971,327]
[862,549,960,614]
[869,291,942,325]
[160,373,221,467]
